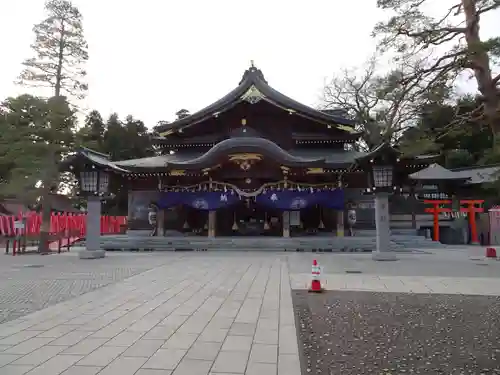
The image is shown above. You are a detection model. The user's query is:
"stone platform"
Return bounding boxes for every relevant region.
[99,234,444,252]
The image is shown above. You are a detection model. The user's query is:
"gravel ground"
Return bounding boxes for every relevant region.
[292,290,500,374]
[0,252,180,324]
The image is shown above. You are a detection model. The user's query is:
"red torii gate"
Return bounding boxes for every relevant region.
[424,200,451,242]
[424,199,484,243]
[460,199,484,244]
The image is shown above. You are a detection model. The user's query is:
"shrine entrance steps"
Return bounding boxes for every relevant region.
[99,234,447,252]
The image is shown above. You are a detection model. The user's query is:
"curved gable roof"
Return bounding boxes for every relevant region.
[157,65,357,136]
[166,137,326,169]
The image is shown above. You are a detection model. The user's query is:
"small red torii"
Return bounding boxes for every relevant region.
[424,200,451,242]
[424,199,484,243]
[460,199,484,244]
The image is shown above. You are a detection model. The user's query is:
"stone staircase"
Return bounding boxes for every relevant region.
[354,229,447,249]
[391,234,451,249]
[99,234,442,252]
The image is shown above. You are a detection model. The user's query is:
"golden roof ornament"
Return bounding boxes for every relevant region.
[241,85,265,104]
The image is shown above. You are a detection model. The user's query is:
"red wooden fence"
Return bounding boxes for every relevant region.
[0,212,127,238]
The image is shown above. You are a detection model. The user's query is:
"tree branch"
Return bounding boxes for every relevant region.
[477,2,500,15]
[493,73,500,85]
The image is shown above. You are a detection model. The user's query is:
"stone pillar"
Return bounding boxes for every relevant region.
[282,211,290,238]
[208,211,216,238]
[79,196,106,259]
[372,192,397,261]
[336,210,344,237]
[157,209,165,236]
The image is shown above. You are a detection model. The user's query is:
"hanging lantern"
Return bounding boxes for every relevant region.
[183,220,190,229]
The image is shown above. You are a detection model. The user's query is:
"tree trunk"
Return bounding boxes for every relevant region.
[462,0,500,149]
[485,101,500,150]
[38,20,65,253]
[54,22,65,97]
[37,150,56,254]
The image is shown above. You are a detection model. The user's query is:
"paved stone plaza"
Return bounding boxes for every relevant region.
[0,252,178,324]
[0,249,499,374]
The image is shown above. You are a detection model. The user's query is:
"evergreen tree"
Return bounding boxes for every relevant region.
[17,0,88,253]
[103,113,127,161]
[18,0,88,99]
[175,109,190,120]
[0,95,76,201]
[76,110,105,151]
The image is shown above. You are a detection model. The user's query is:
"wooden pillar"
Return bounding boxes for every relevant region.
[157,209,165,236]
[336,177,344,237]
[410,186,417,230]
[208,211,216,238]
[282,211,290,238]
[336,211,344,237]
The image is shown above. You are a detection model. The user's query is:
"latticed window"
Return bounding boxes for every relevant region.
[98,172,109,193]
[372,166,393,188]
[80,171,98,192]
[80,171,109,193]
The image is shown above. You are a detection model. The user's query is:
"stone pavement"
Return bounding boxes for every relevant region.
[0,251,182,324]
[0,250,499,374]
[0,254,299,375]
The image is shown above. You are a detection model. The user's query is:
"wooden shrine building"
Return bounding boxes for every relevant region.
[66,64,436,238]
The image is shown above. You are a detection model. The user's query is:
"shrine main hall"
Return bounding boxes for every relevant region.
[67,64,437,253]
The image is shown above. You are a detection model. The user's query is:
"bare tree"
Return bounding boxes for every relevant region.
[374,0,500,150]
[323,55,448,150]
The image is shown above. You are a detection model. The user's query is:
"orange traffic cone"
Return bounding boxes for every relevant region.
[308,259,324,293]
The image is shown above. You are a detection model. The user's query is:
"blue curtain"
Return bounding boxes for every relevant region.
[158,189,344,211]
[256,190,344,211]
[158,192,240,210]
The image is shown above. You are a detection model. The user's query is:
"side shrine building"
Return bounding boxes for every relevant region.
[66,65,437,239]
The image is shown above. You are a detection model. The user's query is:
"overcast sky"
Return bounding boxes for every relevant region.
[0,0,498,128]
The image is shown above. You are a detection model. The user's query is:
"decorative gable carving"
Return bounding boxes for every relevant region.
[241,85,265,104]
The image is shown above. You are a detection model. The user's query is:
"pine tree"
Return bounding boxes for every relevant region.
[77,110,105,151]
[17,0,88,253]
[18,0,88,99]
